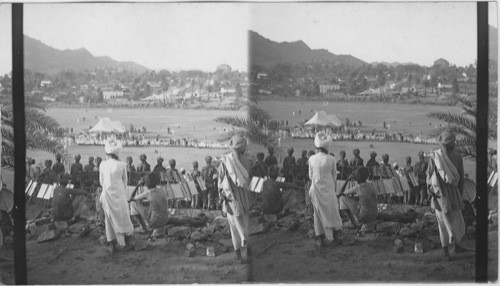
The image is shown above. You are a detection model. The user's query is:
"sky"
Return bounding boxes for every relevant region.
[0,3,250,75]
[0,2,498,76]
[250,2,498,67]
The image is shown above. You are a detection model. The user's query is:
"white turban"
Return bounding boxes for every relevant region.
[314,132,331,151]
[104,139,122,156]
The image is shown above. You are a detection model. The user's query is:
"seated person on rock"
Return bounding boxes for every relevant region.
[261,165,300,215]
[338,166,378,232]
[129,172,169,241]
[51,173,89,222]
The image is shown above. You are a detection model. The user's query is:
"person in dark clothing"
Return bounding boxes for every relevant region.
[349,149,364,170]
[38,160,56,184]
[414,151,429,205]
[336,150,352,180]
[250,152,267,178]
[51,173,88,221]
[137,154,151,173]
[70,154,83,187]
[380,154,395,178]
[84,157,95,172]
[264,146,278,170]
[297,150,308,166]
[201,156,218,210]
[166,159,181,183]
[52,154,65,177]
[365,151,380,180]
[282,148,296,183]
[153,157,167,173]
[261,166,299,215]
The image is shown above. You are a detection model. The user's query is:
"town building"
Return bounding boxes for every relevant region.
[103,91,124,100]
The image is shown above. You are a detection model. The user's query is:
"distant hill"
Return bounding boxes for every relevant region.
[24,35,150,75]
[249,30,366,68]
[490,25,498,63]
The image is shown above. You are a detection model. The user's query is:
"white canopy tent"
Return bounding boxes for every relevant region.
[305,111,341,127]
[89,117,126,134]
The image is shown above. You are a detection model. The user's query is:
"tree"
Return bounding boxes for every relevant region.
[427,97,496,159]
[215,93,278,148]
[1,100,64,167]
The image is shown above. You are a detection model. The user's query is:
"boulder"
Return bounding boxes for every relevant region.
[398,227,416,238]
[212,216,230,229]
[263,214,278,224]
[249,222,268,236]
[68,221,87,233]
[341,235,356,246]
[376,222,401,234]
[186,243,195,251]
[201,225,216,235]
[414,242,424,254]
[218,239,233,248]
[420,212,437,225]
[277,214,296,228]
[28,223,50,237]
[206,246,216,257]
[360,221,378,233]
[410,221,425,232]
[134,240,148,251]
[168,226,191,238]
[37,229,61,243]
[190,231,208,242]
[489,212,498,230]
[211,232,229,242]
[54,221,68,230]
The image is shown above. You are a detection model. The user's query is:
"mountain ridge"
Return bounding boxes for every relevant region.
[249,30,367,68]
[24,35,150,75]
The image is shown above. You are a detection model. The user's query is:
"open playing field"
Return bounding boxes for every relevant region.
[256,100,478,180]
[47,107,245,141]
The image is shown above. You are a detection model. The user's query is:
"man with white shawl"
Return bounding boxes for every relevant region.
[218,134,254,262]
[426,130,469,260]
[99,139,134,253]
[308,132,343,247]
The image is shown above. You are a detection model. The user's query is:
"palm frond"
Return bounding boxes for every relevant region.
[429,125,476,138]
[454,145,476,159]
[215,116,252,129]
[26,131,64,154]
[24,108,62,133]
[247,103,271,125]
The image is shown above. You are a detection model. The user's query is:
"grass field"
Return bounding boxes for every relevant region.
[259,100,462,136]
[47,107,245,141]
[255,100,478,180]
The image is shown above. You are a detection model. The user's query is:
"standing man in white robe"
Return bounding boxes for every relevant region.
[99,139,134,254]
[308,132,343,247]
[218,134,254,262]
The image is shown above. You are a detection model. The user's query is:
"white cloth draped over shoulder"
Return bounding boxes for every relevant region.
[308,152,342,231]
[99,158,134,245]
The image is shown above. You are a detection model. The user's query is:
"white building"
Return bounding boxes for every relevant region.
[103,91,124,100]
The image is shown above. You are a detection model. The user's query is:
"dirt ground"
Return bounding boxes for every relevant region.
[0,209,249,285]
[0,202,497,284]
[251,202,498,283]
[251,228,497,283]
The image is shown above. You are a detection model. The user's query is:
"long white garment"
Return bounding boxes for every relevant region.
[308,153,342,234]
[435,209,465,247]
[99,158,134,245]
